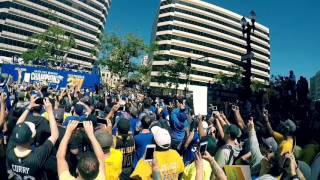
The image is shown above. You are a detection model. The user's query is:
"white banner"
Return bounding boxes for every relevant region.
[189,85,208,115]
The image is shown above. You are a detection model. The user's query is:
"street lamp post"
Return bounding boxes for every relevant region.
[241,11,256,102]
[185,56,207,97]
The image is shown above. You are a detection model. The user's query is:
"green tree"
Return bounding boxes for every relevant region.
[214,65,243,88]
[251,80,267,92]
[128,64,153,86]
[99,33,157,85]
[22,25,76,63]
[99,33,145,79]
[157,58,191,93]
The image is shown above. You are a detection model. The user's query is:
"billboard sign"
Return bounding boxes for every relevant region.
[1,64,100,90]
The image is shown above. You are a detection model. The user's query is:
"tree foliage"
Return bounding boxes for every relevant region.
[251,80,266,92]
[22,25,76,63]
[157,58,191,90]
[99,33,145,79]
[214,65,243,87]
[99,33,157,85]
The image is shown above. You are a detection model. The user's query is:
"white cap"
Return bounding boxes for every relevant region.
[151,126,171,149]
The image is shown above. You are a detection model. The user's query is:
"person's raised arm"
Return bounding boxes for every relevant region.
[16,96,38,124]
[198,116,207,139]
[203,151,227,180]
[152,157,161,180]
[214,117,224,140]
[219,112,230,126]
[105,118,113,135]
[57,120,78,176]
[285,153,306,180]
[232,106,246,130]
[83,121,105,177]
[0,93,7,129]
[214,112,228,128]
[44,98,59,144]
[195,152,204,180]
[183,129,195,149]
[105,103,120,124]
[262,110,274,136]
[58,90,66,103]
[247,118,264,174]
[67,90,73,105]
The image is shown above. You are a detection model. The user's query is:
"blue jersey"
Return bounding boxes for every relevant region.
[183,132,200,165]
[62,115,87,126]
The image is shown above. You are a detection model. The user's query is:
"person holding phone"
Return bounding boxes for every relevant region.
[131,126,184,180]
[190,151,227,180]
[182,116,208,166]
[133,114,153,168]
[247,118,305,180]
[263,110,296,156]
[57,121,105,180]
[171,98,189,151]
[7,98,59,180]
[214,123,242,168]
[114,115,135,180]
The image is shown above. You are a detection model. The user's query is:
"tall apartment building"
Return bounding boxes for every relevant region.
[0,0,111,68]
[310,71,320,101]
[150,0,270,90]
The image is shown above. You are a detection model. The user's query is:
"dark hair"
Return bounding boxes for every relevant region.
[65,105,72,113]
[176,98,184,104]
[95,102,105,111]
[32,106,42,114]
[77,153,99,180]
[141,115,151,129]
[143,98,152,109]
[268,152,284,177]
[229,135,236,141]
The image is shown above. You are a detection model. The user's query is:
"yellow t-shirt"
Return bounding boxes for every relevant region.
[64,112,72,122]
[273,131,294,155]
[130,160,152,180]
[182,160,212,180]
[42,112,49,121]
[131,150,185,180]
[105,148,123,180]
[59,170,104,180]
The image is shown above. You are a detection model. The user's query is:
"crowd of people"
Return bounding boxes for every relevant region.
[0,81,319,180]
[11,56,92,73]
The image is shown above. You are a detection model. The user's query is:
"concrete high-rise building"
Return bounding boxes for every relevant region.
[150,0,270,90]
[310,71,320,101]
[0,0,111,68]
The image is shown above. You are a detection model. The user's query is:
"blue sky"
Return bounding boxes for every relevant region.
[106,0,320,80]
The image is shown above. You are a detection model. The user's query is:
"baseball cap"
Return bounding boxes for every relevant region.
[95,129,113,150]
[151,126,171,149]
[280,119,296,133]
[117,113,131,134]
[12,122,36,145]
[261,137,278,152]
[74,104,84,116]
[96,110,106,120]
[225,124,242,139]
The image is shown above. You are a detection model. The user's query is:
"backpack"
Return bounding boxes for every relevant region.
[221,144,235,165]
